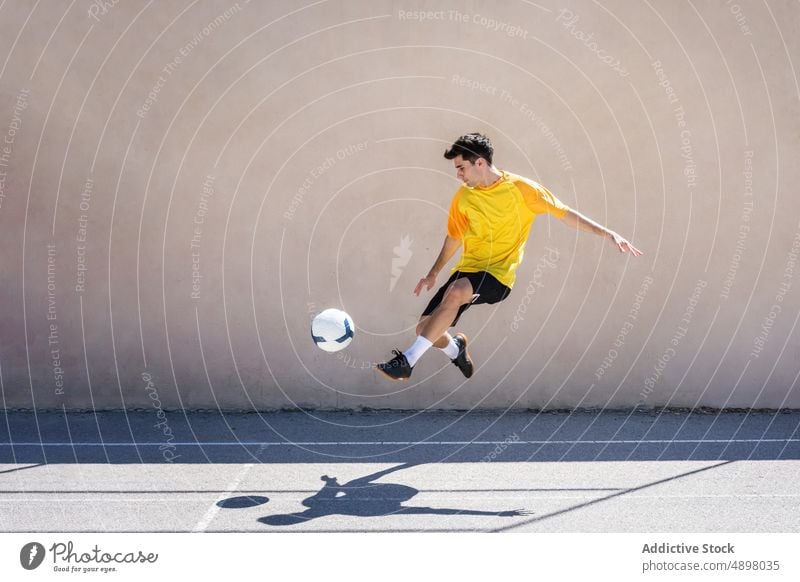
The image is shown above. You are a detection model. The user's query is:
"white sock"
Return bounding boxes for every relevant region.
[440,336,459,359]
[403,336,433,367]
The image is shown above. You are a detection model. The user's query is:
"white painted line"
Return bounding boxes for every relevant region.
[191,463,255,533]
[2,439,799,446]
[3,493,800,503]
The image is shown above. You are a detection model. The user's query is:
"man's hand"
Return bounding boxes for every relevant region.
[609,231,643,256]
[416,236,461,295]
[414,273,437,296]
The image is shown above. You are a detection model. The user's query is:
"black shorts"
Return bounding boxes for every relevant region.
[421,270,512,327]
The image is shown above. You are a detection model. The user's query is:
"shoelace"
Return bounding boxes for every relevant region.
[380,349,404,368]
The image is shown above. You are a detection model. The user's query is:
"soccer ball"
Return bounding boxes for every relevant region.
[311,308,354,352]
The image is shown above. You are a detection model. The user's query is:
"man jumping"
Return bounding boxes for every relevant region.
[377,132,642,381]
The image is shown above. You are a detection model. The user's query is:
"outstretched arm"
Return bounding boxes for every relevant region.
[560,209,642,256]
[414,235,461,296]
[345,462,418,487]
[398,507,532,516]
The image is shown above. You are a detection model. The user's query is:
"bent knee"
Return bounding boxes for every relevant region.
[443,279,474,305]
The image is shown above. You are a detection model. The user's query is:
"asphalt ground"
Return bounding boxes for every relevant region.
[1,409,799,532]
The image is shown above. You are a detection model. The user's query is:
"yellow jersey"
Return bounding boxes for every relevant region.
[446,171,569,288]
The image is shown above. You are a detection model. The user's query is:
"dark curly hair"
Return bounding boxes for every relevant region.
[443,133,494,165]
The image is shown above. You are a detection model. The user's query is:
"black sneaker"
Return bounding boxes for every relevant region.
[377,349,413,381]
[451,333,474,378]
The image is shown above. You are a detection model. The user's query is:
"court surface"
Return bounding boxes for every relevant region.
[2,409,799,533]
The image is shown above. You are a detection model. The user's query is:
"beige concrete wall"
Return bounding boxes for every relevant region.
[0,0,798,410]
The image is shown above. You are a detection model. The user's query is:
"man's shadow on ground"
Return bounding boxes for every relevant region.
[256,462,530,526]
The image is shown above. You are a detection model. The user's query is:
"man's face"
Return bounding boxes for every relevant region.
[453,155,482,187]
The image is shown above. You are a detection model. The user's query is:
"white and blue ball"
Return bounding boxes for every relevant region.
[311,308,354,352]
